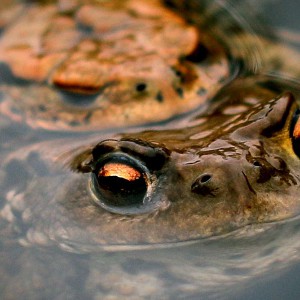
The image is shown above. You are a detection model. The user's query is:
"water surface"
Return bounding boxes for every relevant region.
[1,0,300,299]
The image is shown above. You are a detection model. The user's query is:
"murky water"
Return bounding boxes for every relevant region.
[1,0,300,299]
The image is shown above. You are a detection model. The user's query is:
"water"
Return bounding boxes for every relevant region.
[1,0,300,299]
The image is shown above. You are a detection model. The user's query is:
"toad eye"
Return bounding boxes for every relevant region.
[90,155,153,215]
[290,108,300,157]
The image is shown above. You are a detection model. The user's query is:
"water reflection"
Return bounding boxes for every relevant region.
[2,219,300,299]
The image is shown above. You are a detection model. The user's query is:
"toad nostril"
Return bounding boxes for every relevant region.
[191,174,216,196]
[253,161,262,167]
[135,82,147,92]
[200,174,211,183]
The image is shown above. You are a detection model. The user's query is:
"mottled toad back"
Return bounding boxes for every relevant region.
[0,0,229,131]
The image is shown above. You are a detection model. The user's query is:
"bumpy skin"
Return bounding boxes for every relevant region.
[2,0,300,299]
[2,76,300,247]
[0,0,229,131]
[2,77,300,298]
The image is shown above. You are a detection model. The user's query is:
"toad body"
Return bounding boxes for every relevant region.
[2,77,300,248]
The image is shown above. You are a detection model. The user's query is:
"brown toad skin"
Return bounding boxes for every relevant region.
[2,77,300,247]
[63,78,300,245]
[0,0,229,131]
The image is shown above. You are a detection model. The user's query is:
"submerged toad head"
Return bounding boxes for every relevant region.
[2,78,300,249]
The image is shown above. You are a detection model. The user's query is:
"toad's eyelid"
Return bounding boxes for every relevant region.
[92,139,170,171]
[93,153,148,174]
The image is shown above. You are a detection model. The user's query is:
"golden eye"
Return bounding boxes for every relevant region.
[98,162,142,182]
[293,122,300,138]
[90,155,151,215]
[291,108,300,157]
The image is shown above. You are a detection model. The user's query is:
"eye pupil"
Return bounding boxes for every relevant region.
[98,175,145,196]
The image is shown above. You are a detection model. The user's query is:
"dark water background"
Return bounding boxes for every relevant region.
[264,0,300,31]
